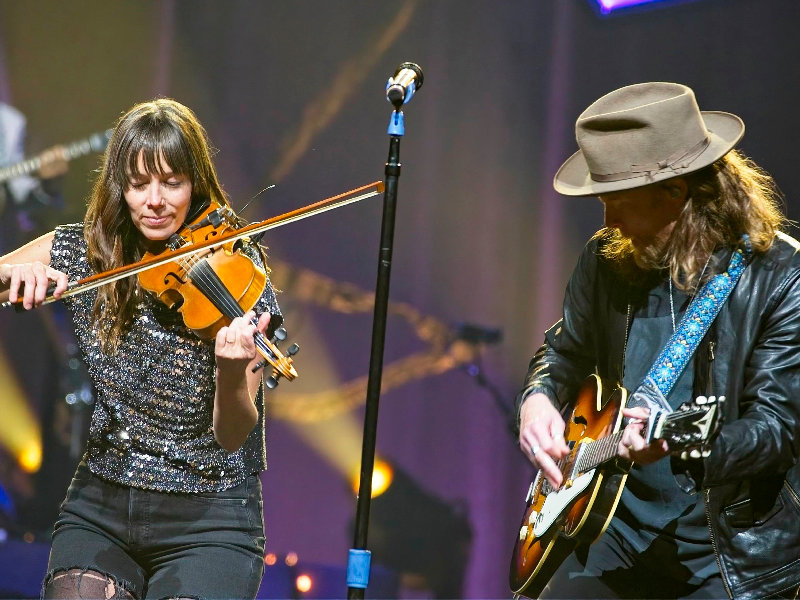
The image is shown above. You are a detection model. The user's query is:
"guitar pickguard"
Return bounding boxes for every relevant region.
[532,468,596,537]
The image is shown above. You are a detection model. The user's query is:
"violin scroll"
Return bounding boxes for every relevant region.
[253,325,300,389]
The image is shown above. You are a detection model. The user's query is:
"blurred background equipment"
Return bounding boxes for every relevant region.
[590,0,697,14]
[351,461,472,599]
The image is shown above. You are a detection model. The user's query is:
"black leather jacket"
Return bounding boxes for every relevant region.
[518,232,800,599]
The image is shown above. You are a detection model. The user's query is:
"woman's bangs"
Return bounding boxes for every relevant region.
[123,122,193,181]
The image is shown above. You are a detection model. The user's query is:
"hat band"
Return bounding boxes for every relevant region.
[590,136,710,183]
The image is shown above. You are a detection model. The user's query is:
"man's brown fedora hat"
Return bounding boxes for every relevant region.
[553,82,745,196]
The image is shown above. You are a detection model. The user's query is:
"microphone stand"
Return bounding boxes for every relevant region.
[346,106,408,599]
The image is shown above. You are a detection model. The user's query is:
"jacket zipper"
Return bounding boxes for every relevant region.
[706,340,715,394]
[705,488,733,598]
[785,480,800,508]
[704,340,733,598]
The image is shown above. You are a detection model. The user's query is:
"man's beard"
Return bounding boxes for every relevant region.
[604,228,671,273]
[632,236,669,270]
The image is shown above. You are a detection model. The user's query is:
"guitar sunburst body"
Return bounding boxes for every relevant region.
[509,374,723,599]
[510,375,629,599]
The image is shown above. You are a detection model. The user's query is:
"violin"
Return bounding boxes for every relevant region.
[2,181,385,388]
[138,198,299,388]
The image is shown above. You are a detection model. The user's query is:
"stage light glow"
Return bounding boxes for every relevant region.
[285,552,299,567]
[17,440,41,473]
[269,319,382,490]
[593,0,680,13]
[264,553,277,566]
[0,346,41,472]
[352,457,394,498]
[295,574,313,593]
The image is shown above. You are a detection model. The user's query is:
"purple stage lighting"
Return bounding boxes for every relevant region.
[593,0,681,14]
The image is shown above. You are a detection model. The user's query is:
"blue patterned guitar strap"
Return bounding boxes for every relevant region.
[627,235,751,433]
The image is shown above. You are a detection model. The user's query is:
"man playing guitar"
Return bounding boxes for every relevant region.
[515,82,800,599]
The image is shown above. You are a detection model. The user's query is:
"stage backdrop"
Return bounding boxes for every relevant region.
[0,1,799,598]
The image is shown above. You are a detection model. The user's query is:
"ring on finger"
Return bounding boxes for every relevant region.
[530,444,540,457]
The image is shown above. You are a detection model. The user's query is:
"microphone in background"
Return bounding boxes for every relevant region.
[455,323,503,345]
[386,62,424,108]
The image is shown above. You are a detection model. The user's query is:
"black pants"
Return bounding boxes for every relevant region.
[44,461,265,599]
[538,529,727,599]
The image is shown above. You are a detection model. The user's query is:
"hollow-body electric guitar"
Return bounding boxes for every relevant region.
[509,374,723,599]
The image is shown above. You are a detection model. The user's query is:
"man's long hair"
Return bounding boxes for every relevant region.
[84,98,229,353]
[599,150,787,291]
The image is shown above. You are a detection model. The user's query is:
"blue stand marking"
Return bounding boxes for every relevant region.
[387,111,405,136]
[346,548,372,589]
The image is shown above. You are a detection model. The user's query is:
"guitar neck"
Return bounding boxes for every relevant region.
[575,431,624,473]
[0,129,111,185]
[573,396,721,474]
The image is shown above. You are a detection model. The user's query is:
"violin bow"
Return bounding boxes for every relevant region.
[2,181,384,309]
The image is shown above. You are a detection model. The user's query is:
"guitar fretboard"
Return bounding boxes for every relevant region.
[573,431,624,475]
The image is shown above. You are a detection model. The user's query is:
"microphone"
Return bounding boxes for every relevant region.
[386,62,424,107]
[455,323,503,345]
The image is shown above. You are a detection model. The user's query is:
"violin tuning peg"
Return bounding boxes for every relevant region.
[287,343,299,357]
[271,327,288,344]
[265,375,279,389]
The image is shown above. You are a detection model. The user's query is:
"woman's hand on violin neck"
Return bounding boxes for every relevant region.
[214,311,271,367]
[0,261,68,309]
[213,311,271,452]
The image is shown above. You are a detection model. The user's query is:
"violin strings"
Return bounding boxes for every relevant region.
[188,260,278,365]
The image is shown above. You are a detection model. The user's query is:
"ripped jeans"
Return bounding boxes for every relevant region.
[42,461,265,600]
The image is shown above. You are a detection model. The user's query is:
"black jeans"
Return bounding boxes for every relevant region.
[538,526,727,599]
[43,461,265,600]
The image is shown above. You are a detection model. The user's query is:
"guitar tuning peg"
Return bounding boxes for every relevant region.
[681,451,689,460]
[702,449,711,457]
[286,342,300,357]
[690,448,701,459]
[265,375,279,389]
[696,395,708,405]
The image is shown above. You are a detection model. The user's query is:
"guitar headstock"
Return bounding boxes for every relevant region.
[651,395,724,459]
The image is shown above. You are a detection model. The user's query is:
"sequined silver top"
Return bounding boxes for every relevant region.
[50,224,281,493]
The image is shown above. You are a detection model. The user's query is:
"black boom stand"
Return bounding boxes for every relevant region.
[346,62,424,600]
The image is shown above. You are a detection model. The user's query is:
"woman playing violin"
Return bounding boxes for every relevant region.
[0,98,280,600]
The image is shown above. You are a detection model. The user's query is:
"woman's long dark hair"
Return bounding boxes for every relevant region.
[84,98,229,353]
